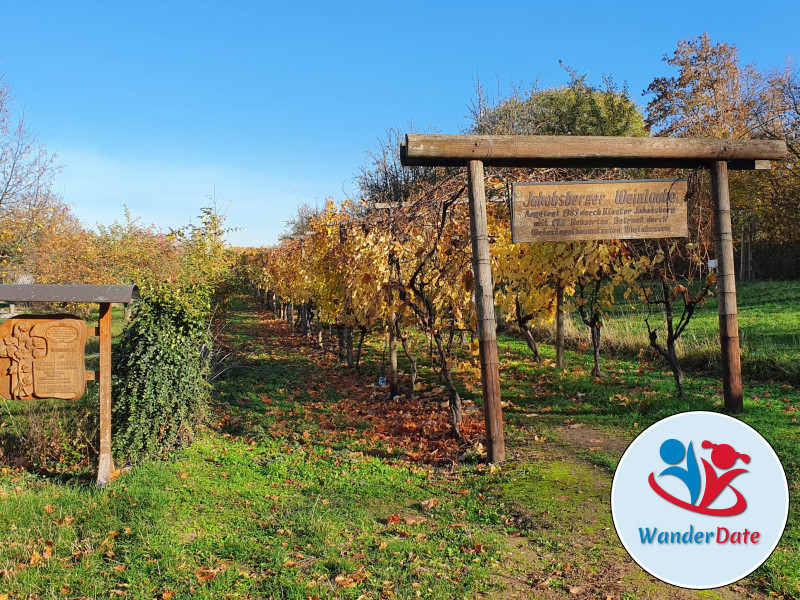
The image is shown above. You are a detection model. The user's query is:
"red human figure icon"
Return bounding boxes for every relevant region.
[698,440,750,512]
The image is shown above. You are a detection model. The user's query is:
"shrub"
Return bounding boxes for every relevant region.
[112,296,211,464]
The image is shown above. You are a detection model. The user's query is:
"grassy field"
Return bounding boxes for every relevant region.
[0,289,798,598]
[544,280,800,382]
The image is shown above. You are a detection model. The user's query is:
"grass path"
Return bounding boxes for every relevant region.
[1,297,796,598]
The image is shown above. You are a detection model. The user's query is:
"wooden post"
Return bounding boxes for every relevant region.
[388,316,399,399]
[555,283,565,368]
[710,161,744,413]
[97,302,115,487]
[467,160,505,463]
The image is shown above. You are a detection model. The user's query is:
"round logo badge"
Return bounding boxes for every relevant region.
[611,411,789,589]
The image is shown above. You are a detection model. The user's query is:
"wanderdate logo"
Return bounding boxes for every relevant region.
[649,438,750,516]
[611,412,789,589]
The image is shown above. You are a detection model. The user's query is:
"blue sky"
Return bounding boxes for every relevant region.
[2,1,798,246]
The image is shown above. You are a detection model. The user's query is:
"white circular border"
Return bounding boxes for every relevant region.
[610,411,790,589]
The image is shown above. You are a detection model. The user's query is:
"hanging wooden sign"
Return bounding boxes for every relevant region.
[0,315,87,401]
[510,179,689,243]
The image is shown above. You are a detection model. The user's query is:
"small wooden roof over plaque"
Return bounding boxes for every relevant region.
[0,315,87,401]
[0,284,138,304]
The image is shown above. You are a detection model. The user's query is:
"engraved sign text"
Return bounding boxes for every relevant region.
[510,179,689,243]
[0,315,87,400]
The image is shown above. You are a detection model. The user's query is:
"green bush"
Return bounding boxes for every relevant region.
[112,296,211,464]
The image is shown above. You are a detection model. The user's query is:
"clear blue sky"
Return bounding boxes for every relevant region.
[2,1,798,246]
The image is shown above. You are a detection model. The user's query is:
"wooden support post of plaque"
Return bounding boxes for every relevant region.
[97,302,115,486]
[468,160,505,463]
[710,162,744,413]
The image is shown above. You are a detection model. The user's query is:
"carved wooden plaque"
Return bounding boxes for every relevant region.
[0,315,87,400]
[510,179,689,243]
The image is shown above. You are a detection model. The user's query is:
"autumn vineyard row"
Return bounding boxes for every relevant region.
[236,174,713,437]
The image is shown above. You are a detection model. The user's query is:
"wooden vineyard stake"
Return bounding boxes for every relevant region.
[555,284,565,368]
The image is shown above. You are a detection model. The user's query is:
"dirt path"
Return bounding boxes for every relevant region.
[491,423,768,599]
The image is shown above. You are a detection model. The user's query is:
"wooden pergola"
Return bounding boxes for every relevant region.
[401,134,789,463]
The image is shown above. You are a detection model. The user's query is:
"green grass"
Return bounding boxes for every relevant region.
[491,336,800,597]
[1,288,799,598]
[546,280,800,383]
[0,301,509,599]
[0,435,507,598]
[334,281,800,595]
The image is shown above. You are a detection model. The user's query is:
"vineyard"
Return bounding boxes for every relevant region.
[1,32,799,599]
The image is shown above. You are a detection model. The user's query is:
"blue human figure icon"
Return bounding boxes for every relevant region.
[658,438,701,505]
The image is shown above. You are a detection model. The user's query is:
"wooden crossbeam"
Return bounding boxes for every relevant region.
[401,134,787,170]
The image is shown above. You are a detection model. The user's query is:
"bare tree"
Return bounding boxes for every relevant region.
[0,76,60,276]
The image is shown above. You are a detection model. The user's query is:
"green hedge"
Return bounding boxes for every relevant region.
[112,296,211,463]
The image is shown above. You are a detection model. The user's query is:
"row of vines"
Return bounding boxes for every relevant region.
[236,154,716,438]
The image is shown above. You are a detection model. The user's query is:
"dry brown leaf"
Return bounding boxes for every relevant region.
[162,592,176,600]
[44,504,56,514]
[401,515,426,525]
[421,498,439,511]
[385,514,401,525]
[113,565,126,572]
[460,543,485,555]
[334,574,356,588]
[194,566,221,582]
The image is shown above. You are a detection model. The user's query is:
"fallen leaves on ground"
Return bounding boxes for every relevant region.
[242,312,486,465]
